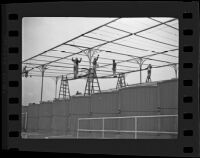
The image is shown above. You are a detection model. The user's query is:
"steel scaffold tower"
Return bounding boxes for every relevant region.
[59,75,71,99]
[84,68,101,96]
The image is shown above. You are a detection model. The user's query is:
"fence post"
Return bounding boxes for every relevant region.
[102,118,104,139]
[77,119,80,139]
[134,117,137,139]
[25,112,28,132]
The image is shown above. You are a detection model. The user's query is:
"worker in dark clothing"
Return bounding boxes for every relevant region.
[93,55,99,77]
[112,59,117,77]
[23,66,29,78]
[146,64,152,82]
[72,57,82,79]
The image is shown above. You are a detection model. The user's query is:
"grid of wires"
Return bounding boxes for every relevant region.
[22,17,179,80]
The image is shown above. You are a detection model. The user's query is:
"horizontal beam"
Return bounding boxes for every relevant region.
[149,17,178,30]
[105,22,178,48]
[83,35,149,52]
[22,18,120,63]
[134,18,177,35]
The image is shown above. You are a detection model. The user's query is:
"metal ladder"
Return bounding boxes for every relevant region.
[116,73,126,89]
[84,68,101,96]
[59,75,70,99]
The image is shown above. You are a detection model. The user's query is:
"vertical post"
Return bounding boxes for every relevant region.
[77,118,80,139]
[41,69,44,102]
[102,118,104,139]
[25,112,28,132]
[135,57,145,84]
[134,117,137,139]
[139,64,142,84]
[157,85,161,133]
[88,69,91,95]
[55,76,59,99]
[39,65,47,103]
[84,48,97,96]
[88,50,91,95]
[89,49,92,69]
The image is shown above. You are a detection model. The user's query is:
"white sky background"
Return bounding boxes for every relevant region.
[22,17,179,106]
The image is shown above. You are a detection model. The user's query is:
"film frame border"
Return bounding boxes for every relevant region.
[1,1,199,157]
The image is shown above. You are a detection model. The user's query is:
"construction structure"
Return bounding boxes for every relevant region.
[59,75,71,99]
[22,17,179,139]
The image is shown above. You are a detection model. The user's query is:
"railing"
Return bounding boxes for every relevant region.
[77,115,178,139]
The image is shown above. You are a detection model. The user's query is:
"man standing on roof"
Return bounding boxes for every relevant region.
[92,54,99,77]
[112,59,117,77]
[72,57,82,79]
[146,64,152,83]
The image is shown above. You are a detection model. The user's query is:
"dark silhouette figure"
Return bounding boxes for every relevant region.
[72,57,82,78]
[146,64,152,82]
[112,59,117,77]
[92,55,99,76]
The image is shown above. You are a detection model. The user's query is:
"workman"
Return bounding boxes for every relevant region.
[146,64,152,82]
[72,57,82,79]
[92,55,99,77]
[112,59,117,77]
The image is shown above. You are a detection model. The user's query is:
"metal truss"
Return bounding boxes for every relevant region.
[22,17,179,95]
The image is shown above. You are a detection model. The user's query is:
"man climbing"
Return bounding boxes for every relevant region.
[92,54,99,77]
[146,64,152,83]
[72,57,82,79]
[112,59,117,77]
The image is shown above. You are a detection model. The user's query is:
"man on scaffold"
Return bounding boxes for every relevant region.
[92,54,99,77]
[72,57,82,79]
[112,59,117,77]
[146,64,152,83]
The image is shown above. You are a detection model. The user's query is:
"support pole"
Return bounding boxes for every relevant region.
[135,57,145,84]
[139,64,142,84]
[84,48,98,95]
[88,69,91,96]
[39,65,47,103]
[41,69,44,102]
[55,76,59,99]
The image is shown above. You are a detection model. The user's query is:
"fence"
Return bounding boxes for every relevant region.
[77,115,178,139]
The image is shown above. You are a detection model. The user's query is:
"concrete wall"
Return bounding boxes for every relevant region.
[27,103,39,132]
[91,91,119,114]
[38,116,52,133]
[119,84,158,112]
[158,79,178,109]
[69,96,90,114]
[51,99,70,135]
[26,79,178,139]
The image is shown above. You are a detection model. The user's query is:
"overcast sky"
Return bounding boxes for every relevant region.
[22,17,179,106]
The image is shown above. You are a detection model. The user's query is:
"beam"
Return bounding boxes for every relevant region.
[149,18,178,30]
[22,18,120,63]
[83,35,149,51]
[134,34,178,47]
[105,22,178,48]
[26,31,133,73]
[134,18,177,35]
[142,49,178,58]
